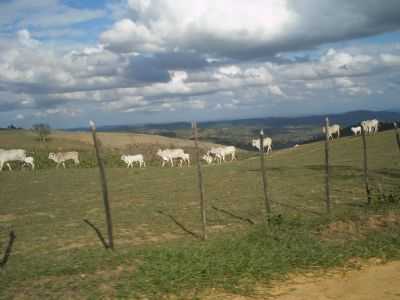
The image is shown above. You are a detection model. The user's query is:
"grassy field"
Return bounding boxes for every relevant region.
[1,129,400,299]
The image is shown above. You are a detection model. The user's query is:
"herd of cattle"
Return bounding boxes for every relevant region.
[0,119,381,171]
[323,119,379,140]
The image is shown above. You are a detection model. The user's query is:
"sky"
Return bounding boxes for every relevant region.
[0,0,400,128]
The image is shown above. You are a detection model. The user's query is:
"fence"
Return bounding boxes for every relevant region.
[1,118,399,268]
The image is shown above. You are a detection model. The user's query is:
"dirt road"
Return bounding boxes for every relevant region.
[205,260,400,300]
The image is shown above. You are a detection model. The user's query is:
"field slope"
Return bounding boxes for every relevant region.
[1,129,400,299]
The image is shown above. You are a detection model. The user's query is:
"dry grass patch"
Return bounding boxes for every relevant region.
[320,212,400,241]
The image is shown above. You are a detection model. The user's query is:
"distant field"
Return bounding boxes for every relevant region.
[1,130,400,299]
[124,124,323,150]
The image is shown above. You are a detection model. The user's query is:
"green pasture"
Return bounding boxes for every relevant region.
[1,130,400,299]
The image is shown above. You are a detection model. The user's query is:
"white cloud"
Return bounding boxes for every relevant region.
[1,1,400,126]
[269,85,285,97]
[381,54,400,66]
[101,0,400,59]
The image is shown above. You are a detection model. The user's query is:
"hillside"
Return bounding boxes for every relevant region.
[1,129,399,299]
[68,110,400,150]
[0,129,219,151]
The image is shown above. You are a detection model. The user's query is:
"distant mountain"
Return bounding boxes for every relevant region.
[67,110,400,132]
[202,110,400,128]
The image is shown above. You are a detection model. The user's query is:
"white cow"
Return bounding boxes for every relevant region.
[361,119,379,135]
[322,124,341,140]
[252,137,272,154]
[207,146,236,164]
[23,156,35,170]
[351,126,362,136]
[157,149,185,167]
[177,153,190,167]
[48,151,80,168]
[0,149,27,171]
[207,147,226,164]
[202,154,213,165]
[121,154,146,168]
[223,146,236,161]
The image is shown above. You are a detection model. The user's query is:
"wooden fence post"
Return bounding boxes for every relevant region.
[90,121,114,250]
[192,121,207,241]
[0,231,16,269]
[394,122,400,152]
[259,130,272,219]
[324,118,332,214]
[361,125,371,205]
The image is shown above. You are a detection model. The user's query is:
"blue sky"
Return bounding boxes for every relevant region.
[0,0,400,128]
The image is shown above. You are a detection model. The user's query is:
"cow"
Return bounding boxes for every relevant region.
[322,124,341,140]
[207,146,236,164]
[0,149,27,171]
[48,151,80,168]
[121,154,146,168]
[351,126,362,136]
[252,137,272,154]
[23,156,35,170]
[361,119,379,135]
[177,153,190,167]
[207,147,226,164]
[156,149,185,167]
[202,154,213,165]
[223,146,236,161]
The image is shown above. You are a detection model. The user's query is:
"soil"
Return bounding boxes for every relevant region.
[204,260,400,300]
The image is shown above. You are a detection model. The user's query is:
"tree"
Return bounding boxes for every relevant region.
[33,123,51,142]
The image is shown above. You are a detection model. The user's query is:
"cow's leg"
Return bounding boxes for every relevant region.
[62,162,66,168]
[6,163,12,171]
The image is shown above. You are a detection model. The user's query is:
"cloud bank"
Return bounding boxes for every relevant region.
[0,0,400,127]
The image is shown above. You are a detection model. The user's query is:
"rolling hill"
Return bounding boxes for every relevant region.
[67,110,400,150]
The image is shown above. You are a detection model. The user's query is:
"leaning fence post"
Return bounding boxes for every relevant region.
[192,121,207,241]
[90,120,114,250]
[361,125,371,205]
[259,130,272,220]
[0,230,16,269]
[394,122,400,152]
[324,118,332,214]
